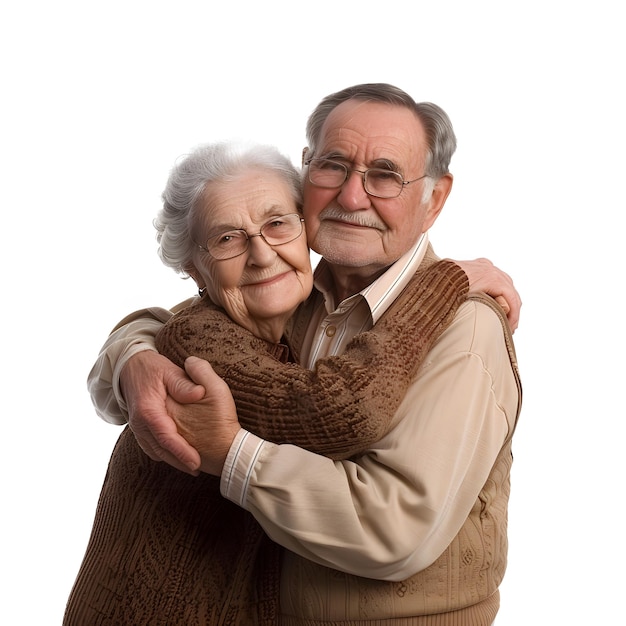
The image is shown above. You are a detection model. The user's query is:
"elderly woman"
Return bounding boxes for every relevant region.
[64,142,468,625]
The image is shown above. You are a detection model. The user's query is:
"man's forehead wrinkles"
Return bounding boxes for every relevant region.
[319,136,408,167]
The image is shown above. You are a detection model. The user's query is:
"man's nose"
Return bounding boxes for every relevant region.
[337,170,370,210]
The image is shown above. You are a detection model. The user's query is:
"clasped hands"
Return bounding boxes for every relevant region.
[122,352,240,476]
[121,258,521,475]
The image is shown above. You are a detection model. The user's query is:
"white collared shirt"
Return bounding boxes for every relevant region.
[299,233,429,369]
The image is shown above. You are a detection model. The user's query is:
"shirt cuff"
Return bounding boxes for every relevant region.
[220,429,266,508]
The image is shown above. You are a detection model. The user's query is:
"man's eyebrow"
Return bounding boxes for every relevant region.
[317,151,349,161]
[369,158,400,171]
[317,152,400,172]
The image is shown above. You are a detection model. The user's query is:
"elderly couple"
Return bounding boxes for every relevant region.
[64,83,522,625]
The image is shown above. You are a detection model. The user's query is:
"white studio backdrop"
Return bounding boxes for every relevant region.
[2,1,623,623]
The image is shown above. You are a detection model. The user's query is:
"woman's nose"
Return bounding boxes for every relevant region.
[246,234,276,265]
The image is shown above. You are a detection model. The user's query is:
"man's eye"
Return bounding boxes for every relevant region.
[320,160,345,171]
[369,169,398,181]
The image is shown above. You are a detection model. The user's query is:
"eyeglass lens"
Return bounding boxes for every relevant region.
[207,214,302,260]
[308,159,403,198]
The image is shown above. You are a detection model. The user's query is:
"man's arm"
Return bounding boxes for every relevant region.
[121,351,205,473]
[87,303,205,474]
[184,300,521,580]
[87,311,171,425]
[158,260,468,461]
[88,261,521,473]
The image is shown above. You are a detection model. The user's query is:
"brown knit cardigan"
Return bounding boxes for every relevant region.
[64,260,468,625]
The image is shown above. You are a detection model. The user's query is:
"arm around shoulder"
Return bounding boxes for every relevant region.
[222,296,521,580]
[87,307,179,424]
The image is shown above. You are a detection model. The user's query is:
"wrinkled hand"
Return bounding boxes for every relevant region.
[166,357,241,476]
[121,351,206,474]
[456,258,522,332]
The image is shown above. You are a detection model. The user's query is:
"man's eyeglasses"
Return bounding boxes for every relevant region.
[197,213,305,260]
[305,158,428,199]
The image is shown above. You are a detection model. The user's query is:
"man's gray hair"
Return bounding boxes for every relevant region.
[305,83,457,180]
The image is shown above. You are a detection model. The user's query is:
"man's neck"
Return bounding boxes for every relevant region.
[327,263,389,303]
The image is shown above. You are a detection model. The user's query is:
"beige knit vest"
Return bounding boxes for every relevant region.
[279,293,522,626]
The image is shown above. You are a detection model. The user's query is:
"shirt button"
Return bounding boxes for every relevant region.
[325,325,337,338]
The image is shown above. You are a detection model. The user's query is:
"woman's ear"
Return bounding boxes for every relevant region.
[301,147,310,166]
[185,264,205,292]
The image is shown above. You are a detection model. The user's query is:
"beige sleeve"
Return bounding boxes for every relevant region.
[86,303,195,424]
[157,260,468,460]
[221,299,520,580]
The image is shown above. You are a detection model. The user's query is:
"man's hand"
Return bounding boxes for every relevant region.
[456,258,522,332]
[166,357,241,476]
[121,351,206,474]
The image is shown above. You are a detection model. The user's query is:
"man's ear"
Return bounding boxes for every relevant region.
[422,173,453,232]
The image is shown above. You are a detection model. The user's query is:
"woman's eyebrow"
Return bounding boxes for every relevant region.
[206,206,292,236]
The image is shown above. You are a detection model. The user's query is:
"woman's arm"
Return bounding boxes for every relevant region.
[155,260,469,460]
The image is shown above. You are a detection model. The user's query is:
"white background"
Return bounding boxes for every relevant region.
[2,1,624,624]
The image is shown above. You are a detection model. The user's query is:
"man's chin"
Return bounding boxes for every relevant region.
[318,248,379,269]
[314,234,383,267]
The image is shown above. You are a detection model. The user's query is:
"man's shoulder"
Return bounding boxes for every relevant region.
[430,294,516,370]
[445,295,520,400]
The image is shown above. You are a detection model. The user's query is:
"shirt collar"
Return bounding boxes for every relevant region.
[312,232,430,323]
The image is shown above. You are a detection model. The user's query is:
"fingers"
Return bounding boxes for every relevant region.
[456,258,522,333]
[495,284,521,333]
[151,432,202,475]
[130,408,202,474]
[494,294,519,333]
[137,433,201,475]
[122,351,203,474]
[179,357,240,476]
[494,295,510,315]
[505,293,521,333]
[183,356,232,395]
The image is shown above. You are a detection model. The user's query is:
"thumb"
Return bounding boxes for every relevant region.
[184,356,217,386]
[166,361,206,403]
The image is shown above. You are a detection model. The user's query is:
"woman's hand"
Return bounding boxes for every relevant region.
[455,258,522,331]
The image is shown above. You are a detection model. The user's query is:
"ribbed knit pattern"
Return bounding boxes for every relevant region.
[279,591,500,625]
[64,428,279,625]
[156,260,469,460]
[64,260,469,625]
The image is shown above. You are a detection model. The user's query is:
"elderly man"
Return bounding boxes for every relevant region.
[88,83,521,625]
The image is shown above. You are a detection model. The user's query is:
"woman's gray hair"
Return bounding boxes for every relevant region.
[305,83,457,180]
[155,142,302,274]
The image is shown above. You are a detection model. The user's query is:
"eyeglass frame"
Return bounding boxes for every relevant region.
[195,213,305,261]
[304,157,429,199]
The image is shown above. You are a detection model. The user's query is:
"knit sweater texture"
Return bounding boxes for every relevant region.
[64,260,469,625]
